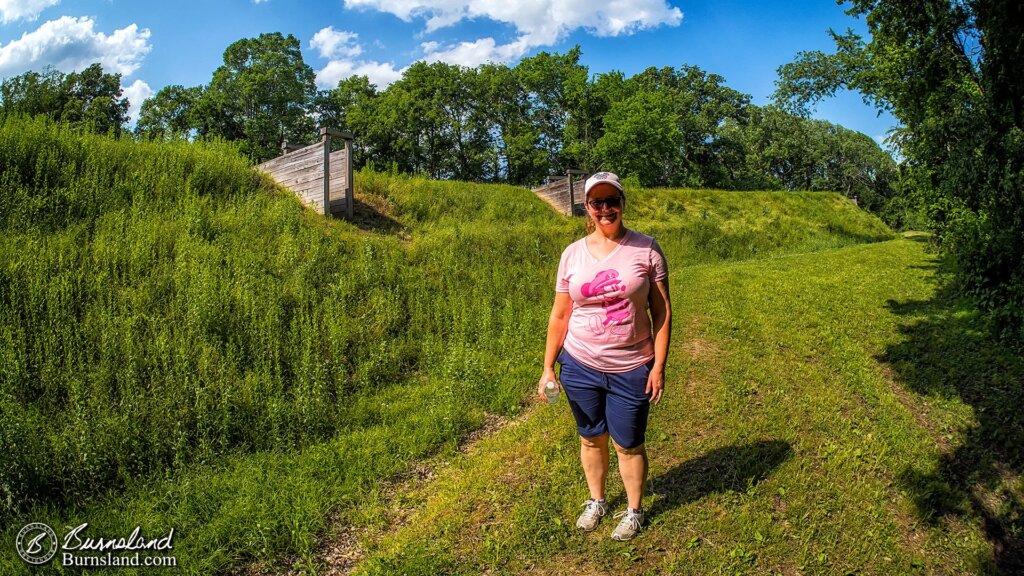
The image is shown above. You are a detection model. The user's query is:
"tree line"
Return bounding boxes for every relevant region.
[0,33,900,220]
[774,0,1022,342]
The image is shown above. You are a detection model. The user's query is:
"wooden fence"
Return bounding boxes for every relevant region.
[531,169,589,216]
[257,128,353,218]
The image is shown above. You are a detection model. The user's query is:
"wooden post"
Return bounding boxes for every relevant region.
[320,127,355,218]
[320,129,331,216]
[321,127,345,140]
[343,135,354,218]
[567,171,575,216]
[281,141,304,154]
[567,169,588,216]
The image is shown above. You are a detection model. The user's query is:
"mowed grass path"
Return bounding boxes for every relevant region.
[339,237,1014,575]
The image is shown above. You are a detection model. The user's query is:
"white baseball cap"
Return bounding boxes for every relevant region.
[584,172,624,197]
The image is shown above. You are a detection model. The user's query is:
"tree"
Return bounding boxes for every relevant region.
[409,62,491,181]
[561,68,619,175]
[514,47,589,178]
[817,122,897,212]
[199,32,317,162]
[314,76,375,134]
[477,63,545,184]
[1,64,129,135]
[629,65,751,188]
[348,62,494,181]
[738,104,814,190]
[738,105,898,208]
[135,85,202,139]
[594,90,683,186]
[774,0,1024,341]
[318,75,379,167]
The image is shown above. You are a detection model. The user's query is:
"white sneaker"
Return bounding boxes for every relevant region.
[610,508,645,541]
[575,498,607,531]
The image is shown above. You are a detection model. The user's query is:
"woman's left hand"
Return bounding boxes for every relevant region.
[646,365,664,405]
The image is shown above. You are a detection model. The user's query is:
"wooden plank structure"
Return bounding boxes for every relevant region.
[257,128,354,218]
[531,169,589,216]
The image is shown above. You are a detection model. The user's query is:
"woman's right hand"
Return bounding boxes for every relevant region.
[537,367,559,401]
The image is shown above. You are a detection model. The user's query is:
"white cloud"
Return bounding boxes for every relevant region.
[316,58,405,90]
[0,0,59,24]
[310,26,362,59]
[0,16,152,78]
[318,1,682,88]
[310,27,403,89]
[421,36,531,67]
[344,0,683,48]
[122,79,153,126]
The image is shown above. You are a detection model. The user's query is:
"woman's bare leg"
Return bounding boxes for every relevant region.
[581,433,610,499]
[613,441,647,509]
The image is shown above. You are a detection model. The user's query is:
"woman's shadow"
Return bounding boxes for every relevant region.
[642,440,792,519]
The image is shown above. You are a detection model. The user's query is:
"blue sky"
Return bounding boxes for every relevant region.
[0,0,897,146]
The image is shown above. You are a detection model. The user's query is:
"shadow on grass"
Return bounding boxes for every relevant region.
[880,287,1024,574]
[645,440,792,519]
[836,230,902,247]
[342,197,407,236]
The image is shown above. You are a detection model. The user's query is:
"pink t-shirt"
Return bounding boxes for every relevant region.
[555,230,668,373]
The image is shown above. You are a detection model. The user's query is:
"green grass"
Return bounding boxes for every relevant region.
[0,116,566,573]
[14,114,1013,575]
[346,237,1022,575]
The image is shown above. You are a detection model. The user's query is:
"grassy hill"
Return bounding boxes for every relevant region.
[7,115,1018,574]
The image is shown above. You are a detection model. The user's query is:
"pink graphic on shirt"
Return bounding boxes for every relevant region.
[581,269,623,298]
[581,269,632,336]
[602,298,631,325]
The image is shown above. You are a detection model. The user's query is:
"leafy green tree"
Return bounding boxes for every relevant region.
[199,32,317,162]
[561,68,618,175]
[314,75,375,133]
[477,63,545,184]
[1,64,129,134]
[739,105,897,206]
[135,85,202,139]
[514,47,589,178]
[629,65,751,187]
[1,69,63,120]
[594,90,683,186]
[818,122,897,212]
[348,62,493,181]
[344,77,415,173]
[774,0,1024,341]
[428,63,493,181]
[743,105,816,190]
[317,75,379,166]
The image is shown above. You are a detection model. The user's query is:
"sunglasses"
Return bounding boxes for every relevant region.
[587,196,622,210]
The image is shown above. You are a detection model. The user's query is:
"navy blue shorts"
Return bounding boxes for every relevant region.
[557,349,654,449]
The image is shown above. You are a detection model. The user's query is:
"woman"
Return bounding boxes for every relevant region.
[538,171,671,541]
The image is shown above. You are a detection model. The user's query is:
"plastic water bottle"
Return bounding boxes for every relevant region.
[544,381,559,404]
